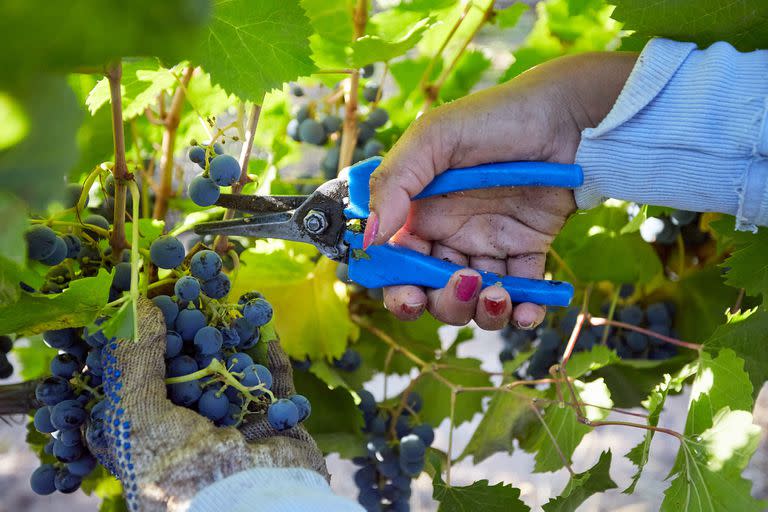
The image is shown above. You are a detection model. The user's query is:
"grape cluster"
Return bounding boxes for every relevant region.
[30,327,106,495]
[0,335,13,379]
[353,390,434,512]
[636,208,709,246]
[287,71,389,181]
[501,300,679,380]
[147,240,310,430]
[187,142,243,207]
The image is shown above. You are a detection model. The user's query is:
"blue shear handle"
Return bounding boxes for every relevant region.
[345,233,573,307]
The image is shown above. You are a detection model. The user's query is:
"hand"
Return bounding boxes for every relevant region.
[85,297,327,511]
[364,52,637,330]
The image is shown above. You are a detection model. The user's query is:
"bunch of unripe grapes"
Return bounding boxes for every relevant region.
[353,390,434,512]
[501,294,678,379]
[187,141,243,207]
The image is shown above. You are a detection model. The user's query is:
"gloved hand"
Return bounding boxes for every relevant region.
[86,297,328,511]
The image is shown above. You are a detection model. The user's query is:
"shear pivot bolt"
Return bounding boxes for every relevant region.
[303,210,328,234]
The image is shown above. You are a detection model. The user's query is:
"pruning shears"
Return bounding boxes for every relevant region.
[194,157,583,307]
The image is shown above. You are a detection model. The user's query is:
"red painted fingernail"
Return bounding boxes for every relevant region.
[363,211,379,250]
[516,320,535,330]
[455,275,480,302]
[400,303,425,316]
[484,297,506,316]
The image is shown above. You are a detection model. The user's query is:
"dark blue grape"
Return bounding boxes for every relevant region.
[30,464,57,495]
[411,424,434,447]
[240,364,272,389]
[201,272,230,299]
[358,486,383,511]
[193,326,223,355]
[190,250,222,281]
[646,302,671,326]
[0,335,12,354]
[150,236,185,269]
[26,226,58,261]
[50,399,86,430]
[67,453,97,477]
[86,348,103,376]
[43,439,55,455]
[175,276,201,302]
[220,327,240,349]
[298,119,327,145]
[363,139,384,158]
[50,353,83,378]
[395,415,411,438]
[670,210,697,226]
[322,147,340,178]
[84,214,110,234]
[34,406,56,433]
[242,298,273,327]
[322,115,342,133]
[291,356,311,371]
[189,175,221,207]
[295,104,310,122]
[399,434,425,461]
[333,348,361,372]
[626,331,649,352]
[640,216,679,245]
[357,121,375,143]
[290,83,304,96]
[363,83,380,102]
[152,295,179,329]
[195,351,223,368]
[54,468,82,493]
[188,146,206,164]
[367,108,389,128]
[167,355,198,377]
[58,427,82,447]
[165,331,183,359]
[575,330,597,351]
[175,308,207,341]
[406,393,422,414]
[287,119,301,141]
[111,262,132,291]
[198,389,229,421]
[618,305,644,326]
[53,438,82,463]
[40,236,67,266]
[232,317,257,348]
[169,381,202,406]
[358,389,377,416]
[35,376,74,406]
[43,328,76,350]
[227,352,254,373]
[0,353,11,379]
[354,465,377,488]
[209,154,241,187]
[538,328,561,352]
[268,399,299,430]
[290,394,311,421]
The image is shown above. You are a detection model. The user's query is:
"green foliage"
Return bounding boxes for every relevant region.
[543,451,617,511]
[433,469,529,512]
[611,0,768,52]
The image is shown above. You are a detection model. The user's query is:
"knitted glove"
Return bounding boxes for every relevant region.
[86,297,327,511]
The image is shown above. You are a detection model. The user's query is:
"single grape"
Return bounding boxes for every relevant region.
[150,235,185,269]
[209,154,241,187]
[411,424,434,447]
[240,364,273,389]
[189,175,221,207]
[220,327,240,349]
[201,272,230,299]
[287,118,301,142]
[198,389,229,420]
[65,183,87,208]
[0,353,10,379]
[43,328,76,350]
[363,139,384,158]
[322,115,342,133]
[111,262,132,291]
[640,216,679,245]
[357,389,377,416]
[169,381,203,406]
[152,295,179,329]
[188,146,206,165]
[40,236,68,266]
[54,468,82,494]
[618,305,644,326]
[58,427,82,447]
[363,83,380,102]
[50,353,83,379]
[333,348,361,372]
[361,64,375,78]
[321,146,340,178]
[193,326,223,355]
[538,328,561,352]
[378,453,401,479]
[0,335,13,354]
[86,348,103,376]
[354,465,377,488]
[357,121,375,143]
[294,104,311,123]
[67,453,97,477]
[646,302,671,326]
[358,487,383,510]
[175,308,207,341]
[190,250,223,281]
[626,331,649,352]
[175,276,201,302]
[26,226,58,261]
[242,298,273,326]
[84,214,110,233]
[395,415,411,438]
[290,83,304,96]
[165,331,184,359]
[291,356,311,371]
[167,355,199,377]
[268,399,300,431]
[367,108,389,128]
[670,209,697,226]
[50,399,87,430]
[35,376,74,406]
[30,464,57,495]
[34,406,56,433]
[226,352,254,373]
[289,394,311,421]
[195,351,223,368]
[232,317,257,348]
[53,438,83,463]
[218,403,242,427]
[298,119,327,145]
[61,234,82,259]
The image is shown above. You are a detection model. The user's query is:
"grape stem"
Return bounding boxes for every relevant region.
[165,358,276,403]
[338,0,367,172]
[105,60,130,258]
[588,317,702,351]
[128,180,141,334]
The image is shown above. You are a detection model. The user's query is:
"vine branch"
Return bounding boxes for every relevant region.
[338,0,367,172]
[105,60,130,257]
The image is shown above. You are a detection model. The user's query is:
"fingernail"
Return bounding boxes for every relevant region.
[400,303,425,316]
[455,275,480,302]
[483,297,506,316]
[363,211,379,250]
[516,320,535,330]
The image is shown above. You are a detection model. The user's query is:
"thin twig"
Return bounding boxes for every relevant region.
[446,390,457,485]
[338,0,367,171]
[589,317,702,351]
[105,60,130,257]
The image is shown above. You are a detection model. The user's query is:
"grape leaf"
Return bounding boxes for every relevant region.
[100,298,135,340]
[301,0,355,69]
[543,450,617,512]
[348,18,433,67]
[521,379,612,472]
[194,0,315,101]
[293,369,364,445]
[307,357,376,392]
[126,219,165,250]
[439,50,491,103]
[611,0,768,52]
[412,355,492,427]
[460,386,540,463]
[86,59,175,119]
[13,335,56,380]
[704,310,768,400]
[564,344,620,379]
[674,266,739,343]
[433,471,530,512]
[662,409,765,511]
[0,75,82,209]
[0,191,27,267]
[494,2,530,28]
[712,224,768,302]
[0,269,112,333]
[624,364,697,493]
[232,241,353,360]
[593,355,692,408]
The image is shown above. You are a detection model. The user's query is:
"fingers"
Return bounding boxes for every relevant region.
[507,253,548,330]
[469,256,512,331]
[382,229,430,320]
[427,243,480,326]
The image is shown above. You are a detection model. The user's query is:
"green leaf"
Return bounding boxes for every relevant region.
[0,91,29,150]
[439,50,491,103]
[433,471,530,512]
[552,204,662,284]
[661,409,765,511]
[194,0,315,101]
[0,269,112,334]
[0,75,82,209]
[704,310,768,400]
[86,59,172,116]
[126,219,165,250]
[13,335,56,380]
[611,0,768,52]
[100,298,135,340]
[543,450,617,512]
[293,369,364,442]
[0,191,28,267]
[232,241,353,360]
[674,266,739,343]
[348,18,433,68]
[624,364,697,493]
[413,355,492,427]
[460,386,540,463]
[313,432,367,459]
[302,0,355,69]
[592,355,692,408]
[715,225,768,302]
[564,344,620,379]
[495,3,530,28]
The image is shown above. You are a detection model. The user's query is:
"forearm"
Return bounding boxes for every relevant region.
[574,38,768,230]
